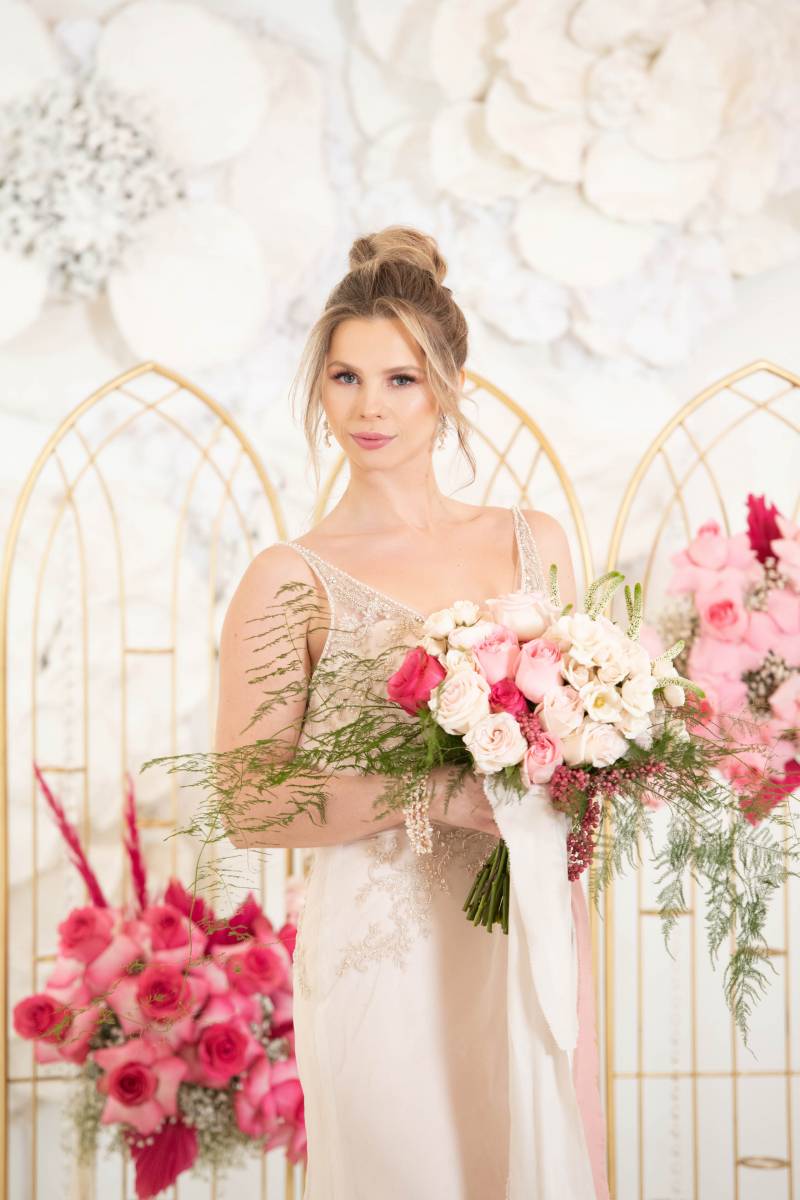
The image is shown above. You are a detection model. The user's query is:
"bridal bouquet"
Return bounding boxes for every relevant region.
[647,493,800,825]
[141,565,800,1042]
[15,768,306,1199]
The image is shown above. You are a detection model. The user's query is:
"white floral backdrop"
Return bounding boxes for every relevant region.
[1,1,800,1196]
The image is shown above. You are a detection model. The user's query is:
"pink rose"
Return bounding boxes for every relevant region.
[135,962,195,1023]
[32,983,99,1064]
[234,1054,276,1138]
[767,589,800,666]
[488,678,528,717]
[669,524,759,594]
[84,932,145,998]
[13,993,73,1043]
[197,1020,251,1084]
[387,646,446,715]
[687,636,760,681]
[770,675,800,729]
[57,906,115,964]
[473,626,521,685]
[218,939,290,996]
[515,639,564,703]
[521,731,564,787]
[695,582,749,642]
[142,904,196,952]
[93,1035,187,1135]
[773,514,800,589]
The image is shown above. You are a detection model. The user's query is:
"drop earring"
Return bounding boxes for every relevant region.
[322,418,332,447]
[436,415,448,449]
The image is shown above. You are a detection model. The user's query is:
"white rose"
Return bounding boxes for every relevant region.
[632,725,654,750]
[561,654,592,690]
[627,642,652,677]
[584,723,629,768]
[422,608,456,639]
[565,613,607,665]
[419,634,446,659]
[537,684,585,738]
[464,711,528,774]
[594,637,632,684]
[451,599,481,626]
[620,673,657,719]
[543,614,574,653]
[448,619,502,650]
[444,647,477,672]
[484,591,556,640]
[579,680,623,722]
[616,709,651,740]
[428,668,491,735]
[560,720,593,766]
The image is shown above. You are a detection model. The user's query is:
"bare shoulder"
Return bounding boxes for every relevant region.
[518,507,570,549]
[221,542,319,632]
[518,507,577,606]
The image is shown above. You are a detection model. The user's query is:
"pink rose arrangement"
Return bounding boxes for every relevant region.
[387,570,697,928]
[14,768,306,1198]
[648,494,800,825]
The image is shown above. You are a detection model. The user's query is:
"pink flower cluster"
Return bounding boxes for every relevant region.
[15,773,306,1199]
[661,495,800,823]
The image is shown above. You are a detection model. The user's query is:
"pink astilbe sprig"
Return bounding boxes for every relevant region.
[33,762,107,907]
[123,770,148,914]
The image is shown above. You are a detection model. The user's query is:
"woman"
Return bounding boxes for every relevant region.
[214,227,609,1198]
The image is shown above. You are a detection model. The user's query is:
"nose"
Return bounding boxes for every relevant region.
[359,379,387,419]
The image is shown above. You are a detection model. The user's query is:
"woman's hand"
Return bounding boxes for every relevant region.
[429,765,502,839]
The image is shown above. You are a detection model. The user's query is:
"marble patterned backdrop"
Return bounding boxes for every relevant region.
[1,2,800,1197]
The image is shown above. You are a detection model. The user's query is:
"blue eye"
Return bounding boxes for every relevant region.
[392,374,416,386]
[332,370,357,384]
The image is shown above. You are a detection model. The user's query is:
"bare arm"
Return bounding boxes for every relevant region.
[522,508,579,612]
[214,545,498,850]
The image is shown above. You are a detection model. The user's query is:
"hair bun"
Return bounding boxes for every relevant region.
[349,225,447,284]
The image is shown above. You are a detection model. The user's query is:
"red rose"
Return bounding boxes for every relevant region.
[57,906,115,964]
[387,646,446,715]
[107,1060,158,1107]
[488,678,528,717]
[135,963,191,1022]
[13,994,73,1043]
[197,1020,250,1083]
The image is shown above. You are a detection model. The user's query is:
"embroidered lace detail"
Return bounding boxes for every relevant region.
[512,504,546,593]
[292,850,316,1000]
[334,825,497,978]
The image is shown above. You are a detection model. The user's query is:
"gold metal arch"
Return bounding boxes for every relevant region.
[0,363,304,1199]
[604,360,800,1200]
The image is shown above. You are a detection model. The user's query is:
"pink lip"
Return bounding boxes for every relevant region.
[351,433,395,448]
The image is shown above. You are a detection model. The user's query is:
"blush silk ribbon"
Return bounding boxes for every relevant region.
[483,775,610,1200]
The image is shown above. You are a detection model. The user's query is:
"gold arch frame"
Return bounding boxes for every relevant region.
[0,362,305,1199]
[605,359,800,1199]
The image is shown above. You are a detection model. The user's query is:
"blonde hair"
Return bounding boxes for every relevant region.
[289,225,476,492]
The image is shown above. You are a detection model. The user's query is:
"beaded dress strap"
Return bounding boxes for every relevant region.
[511,504,546,594]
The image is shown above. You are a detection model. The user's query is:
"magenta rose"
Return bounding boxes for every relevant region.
[93,1034,187,1135]
[32,984,99,1065]
[234,1055,276,1138]
[488,678,528,717]
[386,646,446,715]
[197,1020,251,1084]
[135,962,194,1023]
[521,731,564,787]
[473,626,522,685]
[515,638,564,703]
[84,932,145,997]
[695,582,749,642]
[13,993,73,1043]
[57,906,115,965]
[142,904,195,952]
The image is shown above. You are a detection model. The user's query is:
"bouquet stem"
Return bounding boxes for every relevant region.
[464,841,509,932]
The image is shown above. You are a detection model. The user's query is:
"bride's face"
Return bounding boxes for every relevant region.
[322,316,453,464]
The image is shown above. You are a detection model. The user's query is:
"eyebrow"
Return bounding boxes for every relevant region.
[327,360,422,373]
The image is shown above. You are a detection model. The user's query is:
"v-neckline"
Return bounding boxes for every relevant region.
[284,505,525,624]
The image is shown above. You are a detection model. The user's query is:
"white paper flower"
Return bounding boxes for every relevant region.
[95,0,267,168]
[0,2,65,107]
[107,200,270,369]
[0,74,184,300]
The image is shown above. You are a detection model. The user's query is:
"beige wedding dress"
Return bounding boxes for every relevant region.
[278,506,608,1200]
